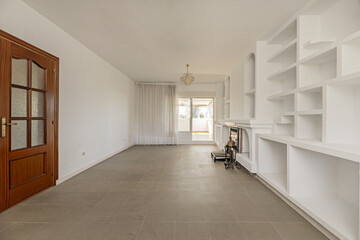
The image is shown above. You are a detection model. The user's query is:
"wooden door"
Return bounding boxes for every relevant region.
[0,31,59,211]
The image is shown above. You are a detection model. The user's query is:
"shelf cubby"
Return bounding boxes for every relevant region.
[244,94,255,119]
[274,115,294,137]
[297,87,323,111]
[269,92,295,137]
[297,114,322,141]
[268,64,297,94]
[258,138,287,193]
[245,53,256,91]
[298,15,336,60]
[276,115,294,125]
[268,63,296,81]
[268,20,297,47]
[269,93,295,112]
[268,64,296,85]
[341,34,360,76]
[299,48,337,88]
[268,41,297,68]
[326,77,360,144]
[289,146,359,240]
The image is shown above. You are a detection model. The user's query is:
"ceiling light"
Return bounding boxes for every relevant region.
[180,64,195,86]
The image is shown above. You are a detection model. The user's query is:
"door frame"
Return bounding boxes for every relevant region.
[0,30,59,211]
[177,96,215,144]
[191,97,215,142]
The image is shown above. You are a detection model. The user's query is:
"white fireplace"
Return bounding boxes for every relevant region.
[215,119,272,173]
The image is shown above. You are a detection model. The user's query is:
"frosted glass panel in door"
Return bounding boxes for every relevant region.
[31,120,44,147]
[11,58,28,86]
[11,120,27,151]
[32,62,45,90]
[31,91,45,117]
[11,88,27,117]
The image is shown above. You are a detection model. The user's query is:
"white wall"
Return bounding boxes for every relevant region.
[0,0,135,183]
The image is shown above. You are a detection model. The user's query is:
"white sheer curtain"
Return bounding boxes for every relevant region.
[135,84,178,145]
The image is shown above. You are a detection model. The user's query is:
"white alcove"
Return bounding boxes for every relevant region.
[258,138,287,193]
[298,15,335,60]
[268,93,295,137]
[268,65,297,91]
[268,19,297,47]
[326,78,360,144]
[268,40,297,69]
[244,53,256,119]
[341,34,360,76]
[299,48,337,88]
[274,115,295,137]
[297,114,322,141]
[297,87,323,111]
[245,53,255,92]
[289,147,359,240]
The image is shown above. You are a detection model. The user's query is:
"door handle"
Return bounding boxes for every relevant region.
[1,117,17,138]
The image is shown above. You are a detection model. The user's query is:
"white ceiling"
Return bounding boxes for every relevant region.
[23,0,310,83]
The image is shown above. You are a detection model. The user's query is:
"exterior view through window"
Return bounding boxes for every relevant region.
[178,98,214,141]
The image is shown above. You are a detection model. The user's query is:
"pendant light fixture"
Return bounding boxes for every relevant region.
[180,64,195,86]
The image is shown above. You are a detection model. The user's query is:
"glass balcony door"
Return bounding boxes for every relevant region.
[177,97,214,142]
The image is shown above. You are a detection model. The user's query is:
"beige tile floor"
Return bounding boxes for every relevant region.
[0,145,328,240]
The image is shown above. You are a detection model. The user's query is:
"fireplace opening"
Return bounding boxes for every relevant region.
[230,127,240,152]
[229,127,250,156]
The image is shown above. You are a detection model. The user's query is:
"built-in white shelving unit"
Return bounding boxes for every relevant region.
[256,5,360,239]
[258,134,360,240]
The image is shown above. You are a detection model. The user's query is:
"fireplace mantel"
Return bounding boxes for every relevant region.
[221,119,273,128]
[215,119,273,173]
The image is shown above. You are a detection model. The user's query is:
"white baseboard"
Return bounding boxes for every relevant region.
[56,143,134,185]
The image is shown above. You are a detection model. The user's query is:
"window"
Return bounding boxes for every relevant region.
[178,98,191,132]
